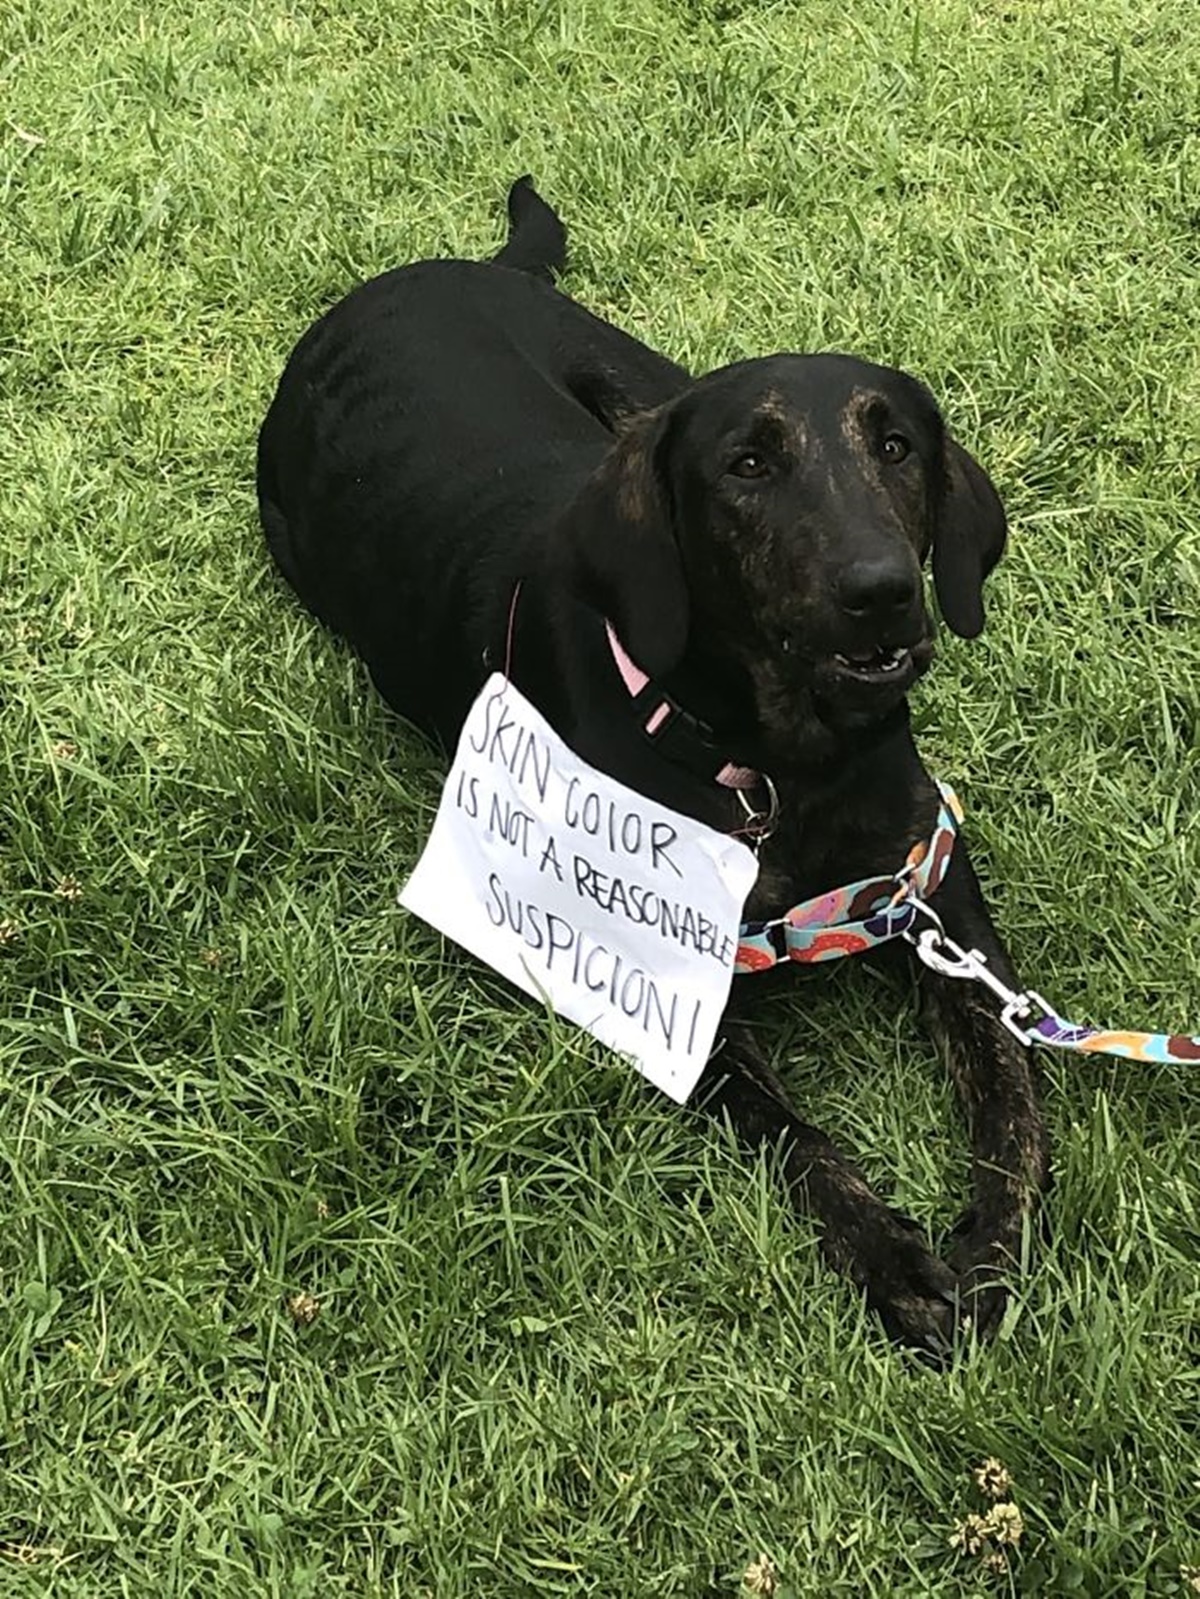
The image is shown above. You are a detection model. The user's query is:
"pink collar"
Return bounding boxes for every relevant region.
[604,622,761,792]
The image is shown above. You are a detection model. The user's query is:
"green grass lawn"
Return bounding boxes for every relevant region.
[3,0,1199,1592]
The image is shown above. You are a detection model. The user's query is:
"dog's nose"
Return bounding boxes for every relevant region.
[837,556,918,620]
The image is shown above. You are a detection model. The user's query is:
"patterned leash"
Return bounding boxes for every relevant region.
[902,897,1200,1064]
[735,783,1200,1065]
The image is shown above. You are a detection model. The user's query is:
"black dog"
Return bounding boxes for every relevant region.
[258,179,1048,1354]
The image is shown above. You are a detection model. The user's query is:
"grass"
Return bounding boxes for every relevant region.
[2,0,1199,1592]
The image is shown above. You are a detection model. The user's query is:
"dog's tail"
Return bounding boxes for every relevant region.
[491,175,567,283]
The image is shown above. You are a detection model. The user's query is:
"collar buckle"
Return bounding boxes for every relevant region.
[630,682,715,751]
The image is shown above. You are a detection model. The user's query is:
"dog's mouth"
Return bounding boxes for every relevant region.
[832,644,915,683]
[829,633,939,690]
[811,634,935,711]
[805,639,930,730]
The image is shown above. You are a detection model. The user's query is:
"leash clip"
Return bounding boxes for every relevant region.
[900,894,1176,1055]
[903,897,1047,1045]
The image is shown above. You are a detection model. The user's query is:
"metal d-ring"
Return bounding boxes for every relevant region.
[736,772,780,844]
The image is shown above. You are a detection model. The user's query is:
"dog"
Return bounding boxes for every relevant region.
[257,178,1049,1355]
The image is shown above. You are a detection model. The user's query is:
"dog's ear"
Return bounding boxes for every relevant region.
[932,439,1008,639]
[560,408,688,677]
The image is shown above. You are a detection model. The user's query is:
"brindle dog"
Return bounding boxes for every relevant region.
[257,179,1048,1355]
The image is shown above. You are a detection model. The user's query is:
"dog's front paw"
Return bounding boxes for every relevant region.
[854,1216,964,1360]
[945,1211,1022,1341]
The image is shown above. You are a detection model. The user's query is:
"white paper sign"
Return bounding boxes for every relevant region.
[400,675,759,1103]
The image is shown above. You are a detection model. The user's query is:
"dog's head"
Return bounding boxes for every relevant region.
[563,352,1006,742]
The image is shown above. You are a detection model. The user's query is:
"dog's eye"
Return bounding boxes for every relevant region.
[882,433,910,463]
[728,451,769,479]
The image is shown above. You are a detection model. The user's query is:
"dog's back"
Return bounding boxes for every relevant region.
[256,181,685,736]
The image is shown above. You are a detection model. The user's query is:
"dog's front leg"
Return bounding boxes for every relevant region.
[695,1020,962,1356]
[920,842,1051,1335]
